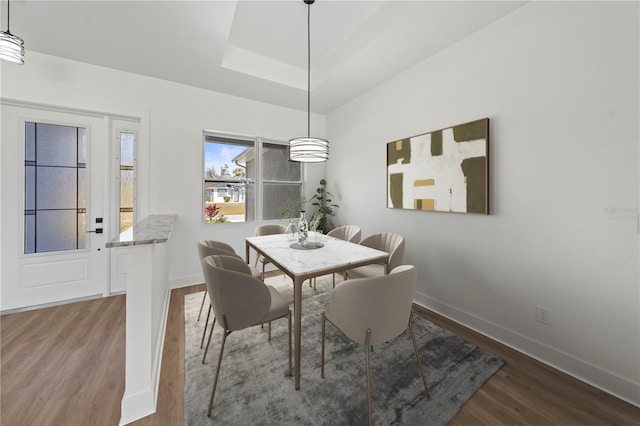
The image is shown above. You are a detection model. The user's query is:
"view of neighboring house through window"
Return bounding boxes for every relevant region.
[118,130,135,232]
[24,122,87,254]
[203,132,302,224]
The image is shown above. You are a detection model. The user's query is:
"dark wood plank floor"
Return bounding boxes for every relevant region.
[2,282,638,425]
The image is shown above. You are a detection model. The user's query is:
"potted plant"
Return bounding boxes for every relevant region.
[309,179,338,234]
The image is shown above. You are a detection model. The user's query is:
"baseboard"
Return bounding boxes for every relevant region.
[169,263,283,289]
[119,388,155,426]
[170,273,202,289]
[0,293,104,315]
[119,286,171,425]
[414,291,640,408]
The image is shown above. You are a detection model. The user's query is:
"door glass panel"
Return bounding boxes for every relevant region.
[36,210,78,253]
[24,122,87,254]
[25,165,35,210]
[36,123,77,167]
[24,214,35,254]
[119,131,135,232]
[120,132,134,166]
[78,128,87,164]
[36,167,78,209]
[25,122,35,161]
[78,167,86,209]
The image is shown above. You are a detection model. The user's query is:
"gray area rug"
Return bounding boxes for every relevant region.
[184,274,504,425]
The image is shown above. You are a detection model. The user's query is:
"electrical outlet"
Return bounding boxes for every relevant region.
[535,306,551,325]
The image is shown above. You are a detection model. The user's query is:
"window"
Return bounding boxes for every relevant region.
[203,132,302,224]
[117,130,136,232]
[24,122,87,254]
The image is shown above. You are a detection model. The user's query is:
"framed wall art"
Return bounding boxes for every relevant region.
[387,118,489,214]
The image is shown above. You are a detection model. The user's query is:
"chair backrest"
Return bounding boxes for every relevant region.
[326,265,417,346]
[359,232,405,271]
[197,240,239,262]
[202,255,271,332]
[327,225,362,244]
[254,223,286,236]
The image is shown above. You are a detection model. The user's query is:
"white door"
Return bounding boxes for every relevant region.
[1,104,109,311]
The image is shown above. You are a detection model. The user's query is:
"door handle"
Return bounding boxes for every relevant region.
[87,228,103,234]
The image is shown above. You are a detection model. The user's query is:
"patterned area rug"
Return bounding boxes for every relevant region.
[184,274,504,425]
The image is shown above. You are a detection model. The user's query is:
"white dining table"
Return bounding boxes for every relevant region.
[245,233,389,390]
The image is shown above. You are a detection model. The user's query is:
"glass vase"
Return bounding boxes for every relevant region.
[285,219,297,241]
[297,211,308,246]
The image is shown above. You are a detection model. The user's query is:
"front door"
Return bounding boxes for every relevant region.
[1,104,109,311]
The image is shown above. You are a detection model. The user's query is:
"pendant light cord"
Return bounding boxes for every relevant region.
[6,0,11,33]
[306,2,311,138]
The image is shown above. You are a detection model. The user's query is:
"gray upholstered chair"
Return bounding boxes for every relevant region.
[327,224,362,244]
[202,254,291,417]
[253,223,287,276]
[346,232,404,280]
[321,265,428,425]
[325,225,362,287]
[197,240,262,362]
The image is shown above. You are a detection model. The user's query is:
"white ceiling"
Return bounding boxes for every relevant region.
[8,0,527,113]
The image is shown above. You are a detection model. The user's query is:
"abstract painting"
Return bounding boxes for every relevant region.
[387,118,489,214]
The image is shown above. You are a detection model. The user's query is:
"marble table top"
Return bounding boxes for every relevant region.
[246,233,388,276]
[106,214,177,248]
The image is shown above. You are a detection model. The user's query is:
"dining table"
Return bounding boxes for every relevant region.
[245,233,389,390]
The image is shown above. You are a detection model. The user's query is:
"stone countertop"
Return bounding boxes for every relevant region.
[106,214,177,248]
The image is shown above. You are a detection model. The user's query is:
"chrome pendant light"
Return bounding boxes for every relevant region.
[289,0,328,163]
[0,0,24,64]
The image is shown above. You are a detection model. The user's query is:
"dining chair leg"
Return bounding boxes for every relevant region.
[409,313,430,398]
[288,310,292,376]
[202,316,216,364]
[268,320,272,340]
[207,328,229,417]
[197,290,207,321]
[200,305,212,348]
[321,311,326,378]
[365,329,373,426]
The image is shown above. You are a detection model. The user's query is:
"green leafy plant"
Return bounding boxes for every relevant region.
[309,179,338,233]
[308,211,322,232]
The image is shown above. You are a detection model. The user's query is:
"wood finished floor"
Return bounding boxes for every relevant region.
[1,281,638,425]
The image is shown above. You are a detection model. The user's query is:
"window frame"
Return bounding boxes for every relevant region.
[202,130,303,225]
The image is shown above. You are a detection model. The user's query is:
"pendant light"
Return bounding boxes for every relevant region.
[289,0,328,163]
[0,0,24,64]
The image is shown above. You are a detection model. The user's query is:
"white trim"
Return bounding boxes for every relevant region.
[169,273,203,289]
[414,290,640,408]
[119,243,172,425]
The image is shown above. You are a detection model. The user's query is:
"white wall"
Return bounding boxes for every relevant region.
[1,0,637,407]
[326,1,639,405]
[0,51,326,291]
